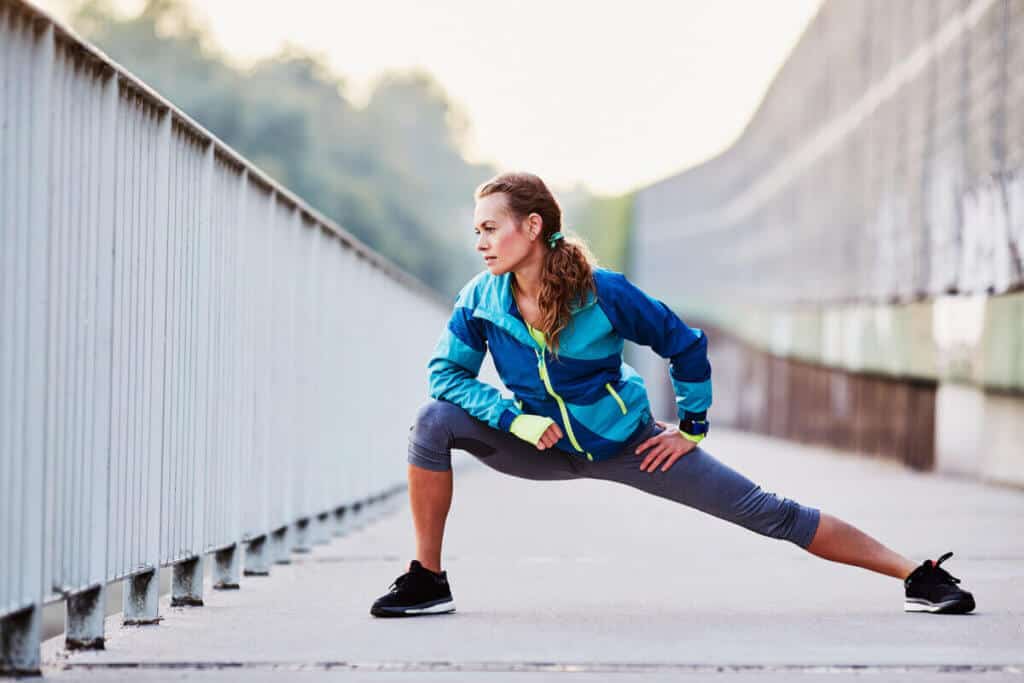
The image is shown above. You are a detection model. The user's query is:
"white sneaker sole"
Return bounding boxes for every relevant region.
[372,599,456,617]
[904,597,974,614]
[402,599,456,615]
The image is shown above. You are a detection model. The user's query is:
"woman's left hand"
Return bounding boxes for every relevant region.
[634,420,698,472]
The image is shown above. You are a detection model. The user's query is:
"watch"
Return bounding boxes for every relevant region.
[678,415,710,443]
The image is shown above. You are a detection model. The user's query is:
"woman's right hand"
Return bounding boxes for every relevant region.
[509,414,564,450]
[535,422,564,450]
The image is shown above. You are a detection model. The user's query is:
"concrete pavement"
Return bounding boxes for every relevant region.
[40,429,1024,681]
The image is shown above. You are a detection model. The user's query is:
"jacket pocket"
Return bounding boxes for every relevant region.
[605,383,628,415]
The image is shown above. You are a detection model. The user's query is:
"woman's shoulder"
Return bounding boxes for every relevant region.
[590,268,663,319]
[591,266,624,282]
[454,270,506,309]
[591,266,635,298]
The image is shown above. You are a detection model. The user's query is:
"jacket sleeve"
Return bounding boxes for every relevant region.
[427,299,522,432]
[595,271,712,421]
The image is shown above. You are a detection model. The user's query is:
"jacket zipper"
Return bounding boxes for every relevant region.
[605,383,628,415]
[534,348,593,461]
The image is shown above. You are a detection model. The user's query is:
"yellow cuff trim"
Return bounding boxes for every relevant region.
[510,414,555,446]
[680,431,706,444]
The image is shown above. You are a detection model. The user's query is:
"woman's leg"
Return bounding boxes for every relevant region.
[407,464,452,574]
[805,512,918,579]
[586,435,822,549]
[406,399,582,573]
[587,422,917,579]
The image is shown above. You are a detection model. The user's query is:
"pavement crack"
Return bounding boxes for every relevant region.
[48,661,1024,674]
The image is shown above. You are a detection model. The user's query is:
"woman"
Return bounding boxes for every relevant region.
[370,172,975,618]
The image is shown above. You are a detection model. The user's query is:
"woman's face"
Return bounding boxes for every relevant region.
[473,193,542,275]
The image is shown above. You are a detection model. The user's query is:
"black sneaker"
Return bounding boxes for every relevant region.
[904,551,976,614]
[370,560,456,617]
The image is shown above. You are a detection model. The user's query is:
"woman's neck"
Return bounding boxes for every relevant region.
[512,266,544,301]
[511,257,544,301]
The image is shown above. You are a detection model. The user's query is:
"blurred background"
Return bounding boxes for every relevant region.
[630,0,1024,490]
[27,0,1024,487]
[33,0,822,293]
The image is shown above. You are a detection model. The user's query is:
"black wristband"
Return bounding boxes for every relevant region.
[678,417,710,436]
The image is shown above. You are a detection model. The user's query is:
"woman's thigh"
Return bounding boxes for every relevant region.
[585,428,821,548]
[408,399,582,481]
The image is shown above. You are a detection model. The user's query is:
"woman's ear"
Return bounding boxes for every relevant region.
[527,212,543,240]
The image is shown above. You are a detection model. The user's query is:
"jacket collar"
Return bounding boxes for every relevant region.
[471,272,597,349]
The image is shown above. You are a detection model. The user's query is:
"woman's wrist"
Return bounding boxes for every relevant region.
[678,415,710,442]
[510,414,556,446]
[679,430,705,444]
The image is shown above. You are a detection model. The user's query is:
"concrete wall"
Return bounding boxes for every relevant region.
[630,0,1024,488]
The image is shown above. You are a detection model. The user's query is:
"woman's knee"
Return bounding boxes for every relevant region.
[407,400,466,471]
[411,397,468,446]
[734,485,821,548]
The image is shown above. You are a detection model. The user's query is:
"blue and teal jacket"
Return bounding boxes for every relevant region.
[427,267,712,462]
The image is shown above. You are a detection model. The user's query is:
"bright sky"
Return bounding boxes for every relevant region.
[45,0,822,195]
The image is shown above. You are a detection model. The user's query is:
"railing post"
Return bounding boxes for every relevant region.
[243,535,271,576]
[171,556,204,607]
[292,518,312,553]
[76,55,122,653]
[213,544,241,590]
[0,606,42,675]
[312,512,331,545]
[349,501,364,532]
[122,569,161,625]
[331,506,349,537]
[0,17,53,679]
[363,498,377,525]
[271,526,291,565]
[361,496,376,525]
[65,585,107,650]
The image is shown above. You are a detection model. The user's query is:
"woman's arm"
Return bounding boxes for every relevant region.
[427,304,523,432]
[594,271,712,424]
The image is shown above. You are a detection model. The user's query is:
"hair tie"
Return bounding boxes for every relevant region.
[547,232,564,248]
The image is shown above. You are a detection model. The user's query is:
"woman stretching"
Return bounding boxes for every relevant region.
[370,172,976,618]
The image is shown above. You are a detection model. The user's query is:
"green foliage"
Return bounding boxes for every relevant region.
[569,193,634,273]
[74,0,490,295]
[73,0,625,293]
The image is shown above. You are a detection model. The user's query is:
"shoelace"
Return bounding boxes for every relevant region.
[388,564,444,593]
[388,572,410,593]
[928,551,961,584]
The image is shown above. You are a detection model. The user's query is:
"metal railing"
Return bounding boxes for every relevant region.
[0,0,450,673]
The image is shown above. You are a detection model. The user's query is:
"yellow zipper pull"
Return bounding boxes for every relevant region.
[605,383,628,415]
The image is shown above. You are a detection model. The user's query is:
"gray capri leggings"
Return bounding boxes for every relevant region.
[408,399,822,549]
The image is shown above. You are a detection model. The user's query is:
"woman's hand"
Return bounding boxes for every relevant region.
[535,422,564,450]
[634,420,698,472]
[509,414,564,450]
